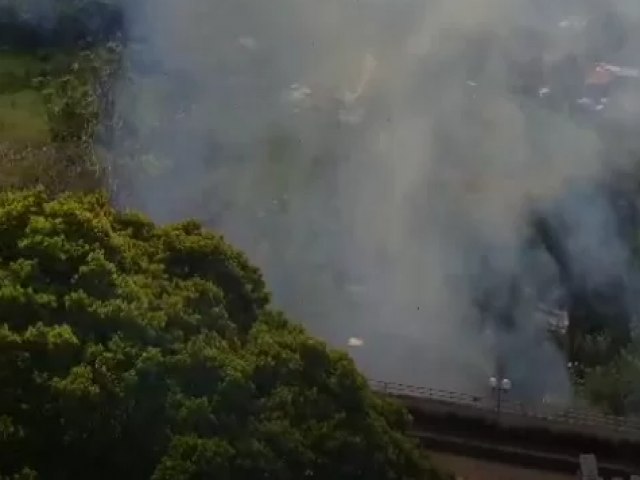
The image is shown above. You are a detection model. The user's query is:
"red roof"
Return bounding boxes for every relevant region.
[585,65,614,86]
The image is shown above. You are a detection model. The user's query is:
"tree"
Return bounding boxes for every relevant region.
[580,340,640,416]
[0,43,123,196]
[0,0,123,50]
[0,189,446,480]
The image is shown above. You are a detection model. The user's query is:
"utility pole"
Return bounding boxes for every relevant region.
[489,376,512,421]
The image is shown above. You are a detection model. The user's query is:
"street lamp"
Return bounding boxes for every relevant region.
[489,376,512,420]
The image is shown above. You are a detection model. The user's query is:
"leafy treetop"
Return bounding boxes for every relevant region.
[0,189,445,480]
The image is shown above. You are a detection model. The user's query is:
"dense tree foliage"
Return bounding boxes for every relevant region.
[0,0,638,432]
[0,189,445,480]
[0,0,123,50]
[580,338,640,415]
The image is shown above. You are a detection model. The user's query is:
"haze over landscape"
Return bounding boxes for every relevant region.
[105,0,640,403]
[4,0,640,478]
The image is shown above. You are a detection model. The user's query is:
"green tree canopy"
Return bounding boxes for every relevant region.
[0,189,445,480]
[580,337,640,416]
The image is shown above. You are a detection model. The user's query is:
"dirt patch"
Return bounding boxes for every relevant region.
[428,451,575,480]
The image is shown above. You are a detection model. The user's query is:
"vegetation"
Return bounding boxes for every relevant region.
[0,44,121,194]
[580,339,640,415]
[0,5,454,480]
[0,189,445,480]
[0,0,123,193]
[0,0,123,50]
[0,4,638,477]
[0,52,51,144]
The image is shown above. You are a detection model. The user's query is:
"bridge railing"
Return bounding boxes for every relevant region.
[368,379,640,438]
[368,380,485,406]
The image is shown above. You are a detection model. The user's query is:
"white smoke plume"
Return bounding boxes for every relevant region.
[109,0,639,402]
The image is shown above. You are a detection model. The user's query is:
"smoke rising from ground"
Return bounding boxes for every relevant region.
[110,0,638,401]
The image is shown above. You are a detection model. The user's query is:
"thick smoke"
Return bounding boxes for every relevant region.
[110,0,638,402]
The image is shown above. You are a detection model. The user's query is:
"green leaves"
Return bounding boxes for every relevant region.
[0,189,440,480]
[51,364,100,401]
[39,46,121,148]
[152,436,235,480]
[581,339,640,416]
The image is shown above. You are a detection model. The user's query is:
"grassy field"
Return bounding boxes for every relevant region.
[0,51,45,75]
[0,51,50,144]
[0,89,49,143]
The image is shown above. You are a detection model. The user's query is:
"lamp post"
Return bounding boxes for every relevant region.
[489,376,512,420]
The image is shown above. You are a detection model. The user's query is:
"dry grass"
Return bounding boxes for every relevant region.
[0,50,108,193]
[0,143,106,194]
[428,452,575,480]
[0,51,51,144]
[0,90,50,143]
[0,51,46,76]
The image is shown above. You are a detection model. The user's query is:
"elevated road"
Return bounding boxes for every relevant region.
[369,380,640,477]
[369,379,640,442]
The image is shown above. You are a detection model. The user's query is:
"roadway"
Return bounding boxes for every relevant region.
[369,380,640,478]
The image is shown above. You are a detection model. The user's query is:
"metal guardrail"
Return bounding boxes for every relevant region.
[368,379,640,438]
